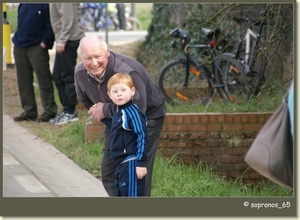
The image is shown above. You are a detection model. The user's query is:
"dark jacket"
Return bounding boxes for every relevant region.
[75,51,166,120]
[102,101,148,167]
[12,3,55,49]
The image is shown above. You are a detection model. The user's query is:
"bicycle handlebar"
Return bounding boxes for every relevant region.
[169,28,191,48]
[233,17,262,26]
[169,27,221,50]
[233,10,272,27]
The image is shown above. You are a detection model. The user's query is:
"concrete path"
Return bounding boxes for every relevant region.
[3,114,108,197]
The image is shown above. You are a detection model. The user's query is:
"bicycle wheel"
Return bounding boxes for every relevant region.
[158,59,213,106]
[215,54,250,104]
[126,17,142,30]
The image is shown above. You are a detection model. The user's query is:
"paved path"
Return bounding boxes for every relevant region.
[3,115,108,197]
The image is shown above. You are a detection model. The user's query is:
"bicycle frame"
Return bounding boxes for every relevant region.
[244,28,260,73]
[184,44,216,87]
[233,16,266,75]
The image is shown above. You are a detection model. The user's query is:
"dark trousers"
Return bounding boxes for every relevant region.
[13,45,57,118]
[115,159,146,196]
[101,116,165,196]
[52,40,79,108]
[116,3,126,30]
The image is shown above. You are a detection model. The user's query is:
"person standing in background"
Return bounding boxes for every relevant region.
[12,3,58,123]
[49,3,85,125]
[116,3,126,31]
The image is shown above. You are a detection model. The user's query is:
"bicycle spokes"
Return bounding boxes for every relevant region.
[158,60,212,105]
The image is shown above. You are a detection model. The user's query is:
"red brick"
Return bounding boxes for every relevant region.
[233,114,241,123]
[219,156,240,163]
[208,124,221,132]
[168,124,187,132]
[169,133,180,140]
[168,141,186,148]
[166,115,175,124]
[175,115,184,124]
[248,114,257,123]
[258,114,266,123]
[184,115,192,123]
[241,114,248,123]
[223,124,243,131]
[188,124,207,132]
[217,114,225,123]
[225,114,233,123]
[243,124,263,131]
[201,148,213,155]
[192,115,200,123]
[209,115,216,123]
[158,148,173,156]
[201,115,208,123]
[233,163,248,171]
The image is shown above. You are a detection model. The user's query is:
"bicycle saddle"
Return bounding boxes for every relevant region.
[201,28,221,40]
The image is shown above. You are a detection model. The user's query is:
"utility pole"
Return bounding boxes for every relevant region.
[3,3,14,69]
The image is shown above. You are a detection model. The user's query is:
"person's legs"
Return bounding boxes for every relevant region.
[145,116,165,196]
[52,52,65,108]
[29,45,57,116]
[13,45,38,119]
[52,40,79,108]
[117,3,126,30]
[101,127,117,196]
[51,40,80,124]
[101,116,165,196]
[60,40,80,111]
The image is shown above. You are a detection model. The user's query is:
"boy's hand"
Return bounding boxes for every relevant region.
[136,167,147,179]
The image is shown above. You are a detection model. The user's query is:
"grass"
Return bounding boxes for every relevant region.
[165,77,289,114]
[135,3,153,30]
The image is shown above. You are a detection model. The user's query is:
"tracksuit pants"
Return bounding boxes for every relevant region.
[101,116,165,196]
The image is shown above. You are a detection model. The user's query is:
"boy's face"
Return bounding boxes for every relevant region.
[108,83,135,106]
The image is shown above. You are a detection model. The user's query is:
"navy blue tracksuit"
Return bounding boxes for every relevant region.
[102,100,148,196]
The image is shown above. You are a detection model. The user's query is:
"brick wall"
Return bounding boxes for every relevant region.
[85,112,273,185]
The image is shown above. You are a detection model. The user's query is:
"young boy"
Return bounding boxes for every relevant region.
[100,73,148,196]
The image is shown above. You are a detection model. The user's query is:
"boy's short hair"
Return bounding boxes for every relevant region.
[107,73,134,92]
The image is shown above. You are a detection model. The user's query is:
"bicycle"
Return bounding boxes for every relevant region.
[107,10,142,31]
[231,11,270,96]
[158,26,250,106]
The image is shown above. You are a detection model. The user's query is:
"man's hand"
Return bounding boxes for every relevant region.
[136,167,147,179]
[40,42,46,49]
[56,43,65,53]
[88,102,105,121]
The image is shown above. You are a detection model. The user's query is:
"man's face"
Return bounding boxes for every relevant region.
[81,44,110,78]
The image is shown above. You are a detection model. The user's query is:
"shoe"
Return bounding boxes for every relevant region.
[49,111,66,124]
[14,112,37,122]
[51,111,79,125]
[37,112,56,122]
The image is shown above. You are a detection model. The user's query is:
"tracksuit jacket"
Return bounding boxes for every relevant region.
[102,100,148,167]
[74,51,166,120]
